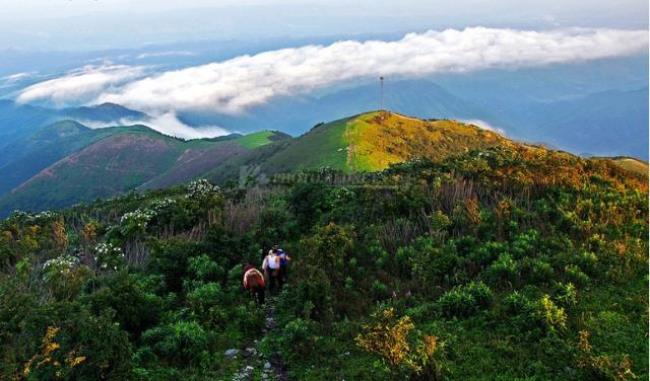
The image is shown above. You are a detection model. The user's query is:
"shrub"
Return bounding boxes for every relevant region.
[437,281,493,318]
[278,318,316,360]
[470,241,507,267]
[142,321,208,366]
[485,253,518,286]
[148,240,203,293]
[22,310,133,380]
[553,282,578,307]
[371,280,391,301]
[186,179,220,200]
[356,307,443,380]
[564,264,590,286]
[521,257,554,283]
[429,210,452,232]
[42,255,90,300]
[576,250,598,274]
[300,223,354,274]
[278,266,333,321]
[93,242,125,272]
[402,238,463,289]
[86,273,163,338]
[510,229,539,259]
[577,330,637,380]
[186,282,224,324]
[503,291,536,317]
[257,206,298,251]
[120,209,155,237]
[185,254,223,289]
[538,295,567,333]
[356,307,418,373]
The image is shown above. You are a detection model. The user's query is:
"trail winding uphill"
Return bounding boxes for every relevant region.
[231,297,290,381]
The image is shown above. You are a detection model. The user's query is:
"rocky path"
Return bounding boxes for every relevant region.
[230,297,290,381]
[263,297,290,381]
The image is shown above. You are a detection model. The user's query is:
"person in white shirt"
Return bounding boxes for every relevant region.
[262,248,281,292]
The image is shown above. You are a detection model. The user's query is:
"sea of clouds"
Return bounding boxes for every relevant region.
[14,27,648,138]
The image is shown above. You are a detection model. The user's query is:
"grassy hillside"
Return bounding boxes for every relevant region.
[606,157,648,176]
[0,144,646,380]
[236,130,289,149]
[0,121,146,196]
[0,129,185,213]
[141,131,290,190]
[262,117,351,172]
[262,111,512,174]
[0,111,645,219]
[0,101,149,161]
[345,111,510,171]
[0,127,288,216]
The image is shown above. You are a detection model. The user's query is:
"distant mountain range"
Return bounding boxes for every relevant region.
[0,70,647,216]
[0,100,147,155]
[0,108,646,217]
[176,78,648,159]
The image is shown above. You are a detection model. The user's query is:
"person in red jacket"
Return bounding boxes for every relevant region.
[242,264,265,305]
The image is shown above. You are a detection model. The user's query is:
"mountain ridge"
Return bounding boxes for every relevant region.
[0,111,646,217]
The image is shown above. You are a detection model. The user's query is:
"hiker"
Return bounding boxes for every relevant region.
[275,245,292,283]
[242,264,265,305]
[262,248,282,293]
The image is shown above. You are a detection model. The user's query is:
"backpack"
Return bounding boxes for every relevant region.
[279,250,288,267]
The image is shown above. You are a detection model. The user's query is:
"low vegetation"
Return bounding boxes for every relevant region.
[0,133,647,380]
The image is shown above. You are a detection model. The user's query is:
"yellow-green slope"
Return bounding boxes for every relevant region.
[608,157,648,176]
[345,111,512,171]
[263,111,514,173]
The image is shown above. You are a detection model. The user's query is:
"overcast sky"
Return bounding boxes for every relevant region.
[0,0,647,50]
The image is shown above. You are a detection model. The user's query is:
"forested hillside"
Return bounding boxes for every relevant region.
[1,142,647,380]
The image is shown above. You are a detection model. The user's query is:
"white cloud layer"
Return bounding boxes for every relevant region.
[17,27,649,114]
[79,113,230,140]
[2,72,34,83]
[17,64,145,105]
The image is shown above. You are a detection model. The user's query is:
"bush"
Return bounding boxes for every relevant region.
[356,307,443,380]
[553,282,578,307]
[437,281,493,318]
[278,266,333,321]
[371,280,391,301]
[485,253,518,286]
[278,318,316,360]
[22,309,133,380]
[148,240,203,293]
[402,238,463,289]
[86,272,163,338]
[538,295,567,333]
[564,264,590,286]
[470,241,507,267]
[184,255,223,291]
[521,257,554,283]
[186,282,224,324]
[141,321,208,366]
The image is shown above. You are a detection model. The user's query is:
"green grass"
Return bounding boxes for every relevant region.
[262,118,351,173]
[236,131,277,149]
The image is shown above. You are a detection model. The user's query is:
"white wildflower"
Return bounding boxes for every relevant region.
[186,179,220,199]
[42,255,79,279]
[94,242,125,271]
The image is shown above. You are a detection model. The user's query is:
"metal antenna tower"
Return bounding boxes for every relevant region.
[379,76,385,111]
